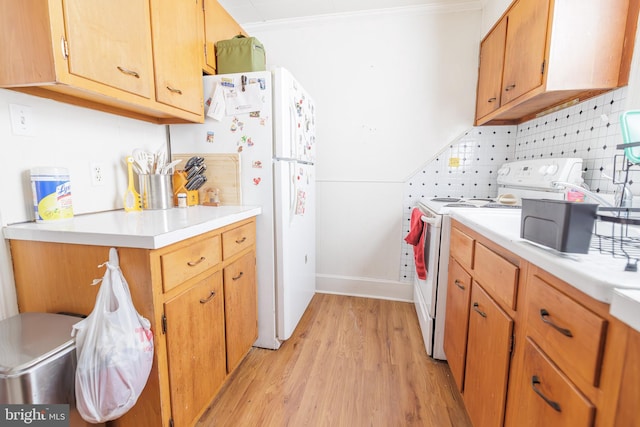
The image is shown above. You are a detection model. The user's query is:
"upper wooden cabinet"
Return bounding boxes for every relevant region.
[151,0,205,116]
[64,0,154,98]
[200,0,248,74]
[0,0,204,124]
[475,18,507,120]
[475,0,639,125]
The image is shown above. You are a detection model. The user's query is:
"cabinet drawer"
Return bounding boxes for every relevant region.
[222,221,256,260]
[510,337,595,427]
[473,243,518,310]
[161,235,222,292]
[450,227,475,269]
[526,274,607,387]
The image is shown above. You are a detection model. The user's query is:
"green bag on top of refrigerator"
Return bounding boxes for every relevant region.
[215,35,266,74]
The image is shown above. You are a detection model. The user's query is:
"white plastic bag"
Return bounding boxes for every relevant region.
[72,248,154,423]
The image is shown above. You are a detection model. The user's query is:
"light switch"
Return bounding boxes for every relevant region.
[9,104,35,136]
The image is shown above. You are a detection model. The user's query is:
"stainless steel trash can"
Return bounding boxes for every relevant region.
[0,312,88,425]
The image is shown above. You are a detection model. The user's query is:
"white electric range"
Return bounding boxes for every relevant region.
[412,158,584,360]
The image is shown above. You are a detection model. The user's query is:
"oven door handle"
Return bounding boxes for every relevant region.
[420,215,439,225]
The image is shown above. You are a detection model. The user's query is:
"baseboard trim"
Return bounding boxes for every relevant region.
[315,274,414,302]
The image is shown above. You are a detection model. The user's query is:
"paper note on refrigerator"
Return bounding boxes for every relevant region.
[206,83,226,121]
[224,83,262,115]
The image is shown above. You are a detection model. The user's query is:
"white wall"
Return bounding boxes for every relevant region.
[0,89,167,318]
[480,0,510,36]
[247,5,482,299]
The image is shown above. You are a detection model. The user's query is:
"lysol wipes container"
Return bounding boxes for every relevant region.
[30,167,73,222]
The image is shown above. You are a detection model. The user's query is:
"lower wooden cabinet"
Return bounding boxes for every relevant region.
[223,250,258,373]
[443,257,472,392]
[447,220,635,427]
[463,283,514,427]
[614,327,640,426]
[509,338,595,427]
[165,271,227,427]
[9,217,258,427]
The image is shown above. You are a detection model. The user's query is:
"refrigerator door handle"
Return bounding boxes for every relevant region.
[289,161,297,223]
[289,104,297,159]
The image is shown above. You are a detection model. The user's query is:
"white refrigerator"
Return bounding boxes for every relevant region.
[169,67,316,349]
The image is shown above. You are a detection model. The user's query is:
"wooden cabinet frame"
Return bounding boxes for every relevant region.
[447,219,632,427]
[475,0,640,125]
[9,217,258,427]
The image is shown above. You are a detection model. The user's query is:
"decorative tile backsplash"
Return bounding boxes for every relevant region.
[400,86,638,283]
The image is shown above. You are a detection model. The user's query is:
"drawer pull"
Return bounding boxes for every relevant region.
[187,256,206,267]
[116,66,140,78]
[235,237,247,244]
[540,309,573,337]
[531,375,562,412]
[454,279,466,290]
[166,85,183,95]
[505,83,516,92]
[199,291,216,304]
[472,302,487,318]
[232,271,244,281]
[487,97,497,103]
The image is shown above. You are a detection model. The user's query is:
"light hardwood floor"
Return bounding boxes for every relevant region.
[197,293,472,426]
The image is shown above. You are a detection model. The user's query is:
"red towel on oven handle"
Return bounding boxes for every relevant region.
[405,208,427,280]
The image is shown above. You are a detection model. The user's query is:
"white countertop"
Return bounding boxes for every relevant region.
[450,209,640,304]
[610,289,640,333]
[3,205,262,249]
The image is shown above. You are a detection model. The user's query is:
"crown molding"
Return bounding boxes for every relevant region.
[244,1,483,32]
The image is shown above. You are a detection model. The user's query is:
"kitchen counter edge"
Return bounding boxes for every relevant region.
[2,206,262,249]
[450,209,639,304]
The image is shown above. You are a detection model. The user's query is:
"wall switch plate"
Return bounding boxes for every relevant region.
[91,162,106,186]
[9,104,35,136]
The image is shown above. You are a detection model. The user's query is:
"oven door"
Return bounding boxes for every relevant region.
[413,207,442,357]
[420,211,442,319]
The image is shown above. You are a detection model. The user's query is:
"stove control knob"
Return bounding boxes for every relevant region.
[546,164,559,175]
[498,167,510,176]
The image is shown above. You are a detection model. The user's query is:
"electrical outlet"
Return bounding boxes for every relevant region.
[91,162,106,186]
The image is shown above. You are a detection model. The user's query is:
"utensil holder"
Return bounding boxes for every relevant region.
[172,171,199,206]
[141,174,173,210]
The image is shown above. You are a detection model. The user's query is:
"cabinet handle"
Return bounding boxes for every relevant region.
[187,256,206,267]
[235,237,247,244]
[531,375,562,412]
[487,97,497,103]
[454,279,465,290]
[232,271,244,281]
[166,86,183,95]
[472,302,487,318]
[505,84,516,92]
[117,66,140,78]
[540,309,573,337]
[199,290,216,304]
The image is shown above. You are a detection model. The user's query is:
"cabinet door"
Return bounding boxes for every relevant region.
[151,0,204,114]
[224,250,258,373]
[165,271,226,427]
[63,0,153,98]
[476,18,507,120]
[464,283,514,427]
[203,0,246,73]
[615,327,640,426]
[501,0,551,105]
[443,258,472,392]
[509,338,595,427]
